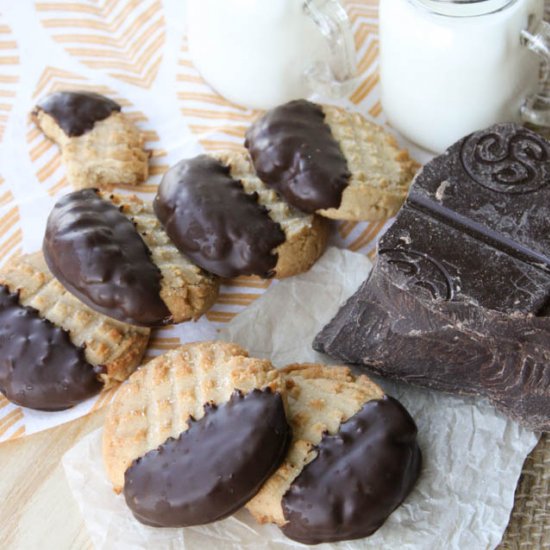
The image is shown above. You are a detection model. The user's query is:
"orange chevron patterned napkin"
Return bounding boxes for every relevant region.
[0,0,424,442]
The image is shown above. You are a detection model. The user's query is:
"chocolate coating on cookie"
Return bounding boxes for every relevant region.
[0,285,102,410]
[245,99,351,213]
[34,91,121,137]
[282,396,421,544]
[154,155,286,278]
[124,389,291,527]
[44,189,171,327]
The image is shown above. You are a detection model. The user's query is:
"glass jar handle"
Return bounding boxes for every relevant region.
[303,0,358,98]
[520,20,550,128]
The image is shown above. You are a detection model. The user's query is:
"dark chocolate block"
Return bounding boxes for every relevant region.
[314,123,550,431]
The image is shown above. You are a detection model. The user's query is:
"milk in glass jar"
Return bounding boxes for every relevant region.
[379,0,550,152]
[187,0,357,109]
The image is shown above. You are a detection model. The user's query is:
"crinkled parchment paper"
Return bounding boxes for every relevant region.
[63,247,538,550]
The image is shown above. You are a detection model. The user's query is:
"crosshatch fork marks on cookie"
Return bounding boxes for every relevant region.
[174,29,388,323]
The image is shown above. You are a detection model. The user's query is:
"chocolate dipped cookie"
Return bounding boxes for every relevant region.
[103,341,291,527]
[0,252,149,411]
[245,99,419,221]
[32,91,149,190]
[247,363,421,544]
[43,189,219,327]
[154,152,329,279]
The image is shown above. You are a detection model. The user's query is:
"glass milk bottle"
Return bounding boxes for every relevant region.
[379,0,550,153]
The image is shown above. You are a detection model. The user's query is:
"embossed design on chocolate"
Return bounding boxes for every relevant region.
[124,389,291,527]
[154,155,286,278]
[33,91,121,137]
[0,285,102,411]
[281,396,421,545]
[44,189,171,327]
[460,127,550,194]
[245,99,351,213]
[379,248,454,301]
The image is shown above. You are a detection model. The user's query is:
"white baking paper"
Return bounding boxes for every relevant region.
[63,247,539,550]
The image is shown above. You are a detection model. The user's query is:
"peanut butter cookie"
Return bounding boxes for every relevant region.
[154,152,329,279]
[0,252,149,410]
[103,341,291,527]
[32,91,149,190]
[245,99,419,221]
[247,363,422,544]
[43,189,219,327]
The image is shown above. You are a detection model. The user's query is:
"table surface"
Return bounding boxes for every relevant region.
[1,410,104,549]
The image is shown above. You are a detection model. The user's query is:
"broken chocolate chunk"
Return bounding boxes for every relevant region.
[314,123,550,431]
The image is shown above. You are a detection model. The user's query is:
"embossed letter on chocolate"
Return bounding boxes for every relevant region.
[154,155,286,278]
[314,123,550,431]
[33,91,121,137]
[124,389,291,527]
[0,285,102,410]
[245,99,351,213]
[44,189,171,327]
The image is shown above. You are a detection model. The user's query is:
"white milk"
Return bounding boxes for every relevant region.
[379,0,543,153]
[187,0,329,109]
